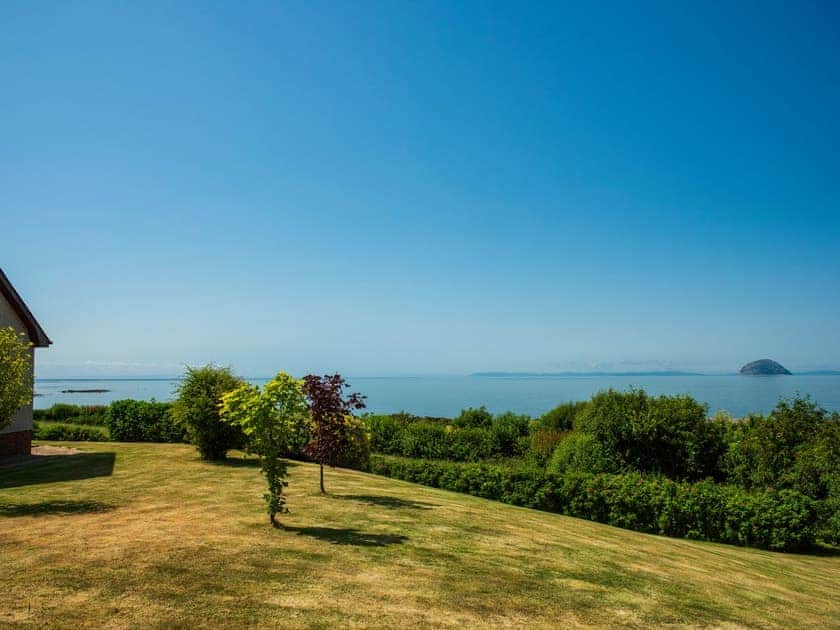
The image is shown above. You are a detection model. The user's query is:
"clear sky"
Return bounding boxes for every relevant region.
[2,1,839,377]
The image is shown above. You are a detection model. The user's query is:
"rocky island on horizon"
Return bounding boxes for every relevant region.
[739,359,792,375]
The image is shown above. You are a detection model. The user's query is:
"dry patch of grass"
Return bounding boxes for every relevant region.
[1,442,838,628]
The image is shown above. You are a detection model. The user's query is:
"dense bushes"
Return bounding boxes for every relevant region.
[363,391,839,550]
[34,421,108,441]
[529,428,566,464]
[453,406,493,429]
[548,432,617,475]
[576,389,728,480]
[491,412,531,456]
[723,397,840,544]
[366,409,530,462]
[400,421,450,459]
[34,404,108,426]
[537,401,588,432]
[107,399,183,442]
[171,365,245,460]
[370,455,817,551]
[367,413,406,454]
[333,416,372,471]
[447,426,495,461]
[725,397,836,491]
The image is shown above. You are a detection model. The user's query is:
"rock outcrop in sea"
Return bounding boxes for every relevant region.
[739,359,792,375]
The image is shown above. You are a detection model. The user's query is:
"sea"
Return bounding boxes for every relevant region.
[34,374,840,418]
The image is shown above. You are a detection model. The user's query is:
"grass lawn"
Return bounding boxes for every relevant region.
[1,442,839,628]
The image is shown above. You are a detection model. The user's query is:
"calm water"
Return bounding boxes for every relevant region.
[34,375,840,418]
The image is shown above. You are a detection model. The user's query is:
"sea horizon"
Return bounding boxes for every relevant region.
[33,373,840,418]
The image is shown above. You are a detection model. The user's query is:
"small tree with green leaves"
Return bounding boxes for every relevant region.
[0,327,33,431]
[220,372,309,527]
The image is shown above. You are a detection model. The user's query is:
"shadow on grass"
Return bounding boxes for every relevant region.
[285,526,409,547]
[0,452,116,489]
[805,543,840,557]
[337,494,439,510]
[0,500,115,517]
[209,457,300,469]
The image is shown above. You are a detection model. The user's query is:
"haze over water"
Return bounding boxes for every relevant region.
[35,374,840,418]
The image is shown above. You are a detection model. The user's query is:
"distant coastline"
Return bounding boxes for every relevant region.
[34,369,840,382]
[471,371,705,377]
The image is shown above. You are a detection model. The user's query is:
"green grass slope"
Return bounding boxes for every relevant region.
[1,442,838,628]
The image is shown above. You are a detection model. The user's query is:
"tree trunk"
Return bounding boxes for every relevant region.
[270,510,279,528]
[320,463,325,493]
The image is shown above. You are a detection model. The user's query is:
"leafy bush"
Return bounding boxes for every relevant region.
[725,396,835,490]
[576,389,727,480]
[370,455,817,551]
[400,421,449,459]
[721,397,840,544]
[817,494,840,546]
[34,421,109,442]
[453,406,493,429]
[528,425,566,466]
[548,432,618,475]
[537,401,588,432]
[108,399,182,443]
[335,416,372,471]
[171,365,245,460]
[365,414,405,454]
[491,412,531,457]
[447,426,495,461]
[366,410,531,462]
[529,428,566,464]
[34,404,108,426]
[0,326,32,430]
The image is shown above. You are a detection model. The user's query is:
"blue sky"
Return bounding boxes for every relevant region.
[2,1,839,377]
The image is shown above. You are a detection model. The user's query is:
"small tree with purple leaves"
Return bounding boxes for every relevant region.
[302,374,366,493]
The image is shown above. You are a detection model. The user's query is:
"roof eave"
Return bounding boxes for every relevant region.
[0,269,52,348]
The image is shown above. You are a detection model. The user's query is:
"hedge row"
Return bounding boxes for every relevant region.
[33,404,109,426]
[107,400,184,443]
[369,455,817,551]
[33,421,108,442]
[367,413,530,461]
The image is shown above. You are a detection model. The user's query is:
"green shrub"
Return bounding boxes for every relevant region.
[400,421,449,459]
[34,403,80,422]
[577,389,727,480]
[491,412,531,457]
[335,416,372,471]
[33,404,108,426]
[367,410,532,462]
[370,455,817,551]
[453,406,493,429]
[537,401,588,432]
[108,399,182,443]
[529,427,566,465]
[365,414,406,455]
[817,494,840,546]
[34,421,108,442]
[548,432,618,475]
[725,396,836,490]
[447,427,495,461]
[171,365,245,460]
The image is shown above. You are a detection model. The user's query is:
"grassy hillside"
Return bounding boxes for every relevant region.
[1,443,839,628]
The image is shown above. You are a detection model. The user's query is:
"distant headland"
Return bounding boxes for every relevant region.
[739,359,792,375]
[471,371,701,377]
